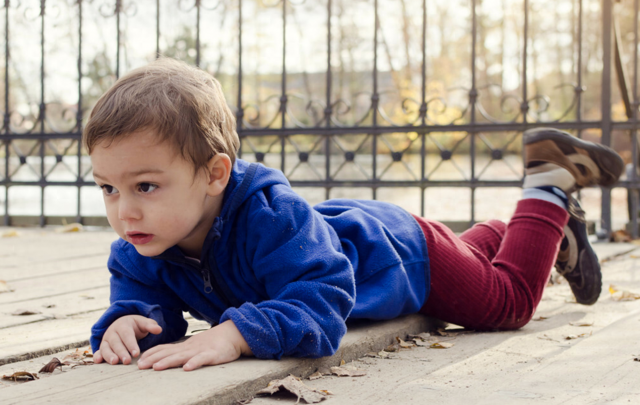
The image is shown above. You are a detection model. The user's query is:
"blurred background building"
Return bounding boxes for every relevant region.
[0,0,638,237]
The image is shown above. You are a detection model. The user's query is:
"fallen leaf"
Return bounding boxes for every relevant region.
[2,230,18,237]
[339,359,345,366]
[11,309,41,316]
[433,328,451,337]
[39,357,67,373]
[2,371,38,382]
[383,344,398,352]
[79,295,95,300]
[533,316,549,321]
[430,342,454,349]
[537,334,557,342]
[396,337,415,349]
[634,357,640,362]
[609,285,640,301]
[413,339,429,347]
[630,255,640,259]
[55,223,84,233]
[330,365,367,377]
[237,397,253,405]
[0,280,14,294]
[610,229,632,243]
[62,349,94,366]
[565,332,591,340]
[308,372,324,380]
[408,333,431,341]
[569,321,594,327]
[256,375,331,404]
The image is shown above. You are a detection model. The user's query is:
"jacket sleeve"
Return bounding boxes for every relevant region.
[90,241,189,353]
[219,188,356,359]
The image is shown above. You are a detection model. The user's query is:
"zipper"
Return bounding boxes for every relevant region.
[200,268,214,294]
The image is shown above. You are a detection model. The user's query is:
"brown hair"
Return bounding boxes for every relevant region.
[83,58,240,171]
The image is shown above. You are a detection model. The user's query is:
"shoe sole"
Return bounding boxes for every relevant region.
[524,128,624,187]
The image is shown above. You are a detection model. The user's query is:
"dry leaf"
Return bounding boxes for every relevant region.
[2,230,18,238]
[413,339,429,347]
[565,296,577,303]
[609,285,640,301]
[39,357,67,373]
[565,332,591,340]
[11,309,41,316]
[634,357,640,362]
[610,229,632,243]
[257,375,331,404]
[396,337,415,349]
[533,316,548,321]
[408,333,431,341]
[433,328,451,337]
[55,223,84,233]
[383,344,398,352]
[537,334,557,342]
[430,342,454,349]
[2,371,38,382]
[308,372,324,380]
[42,303,56,309]
[569,321,594,327]
[237,397,253,405]
[0,280,14,294]
[330,365,367,377]
[339,359,345,366]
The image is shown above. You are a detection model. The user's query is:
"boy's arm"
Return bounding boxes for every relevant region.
[220,190,356,359]
[90,242,189,354]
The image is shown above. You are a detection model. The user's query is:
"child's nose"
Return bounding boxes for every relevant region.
[118,196,142,222]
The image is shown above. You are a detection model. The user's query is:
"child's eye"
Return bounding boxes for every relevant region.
[100,184,118,196]
[137,183,158,193]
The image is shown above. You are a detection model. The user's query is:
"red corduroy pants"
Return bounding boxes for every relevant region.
[415,199,569,330]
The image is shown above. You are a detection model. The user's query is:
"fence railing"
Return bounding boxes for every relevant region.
[1,0,638,238]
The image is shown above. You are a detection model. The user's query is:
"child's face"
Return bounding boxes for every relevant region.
[90,129,225,257]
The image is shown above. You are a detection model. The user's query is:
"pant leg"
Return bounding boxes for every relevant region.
[458,219,507,262]
[417,199,568,330]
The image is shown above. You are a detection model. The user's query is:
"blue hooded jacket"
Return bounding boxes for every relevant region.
[90,160,430,359]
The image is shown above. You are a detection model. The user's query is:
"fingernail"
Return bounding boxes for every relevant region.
[132,350,138,357]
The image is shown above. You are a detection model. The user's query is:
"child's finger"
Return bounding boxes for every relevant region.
[99,341,118,365]
[93,350,104,364]
[151,352,192,371]
[135,317,162,336]
[116,328,140,358]
[183,351,218,371]
[108,338,131,365]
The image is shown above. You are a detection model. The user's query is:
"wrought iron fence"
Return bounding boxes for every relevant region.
[1,0,638,238]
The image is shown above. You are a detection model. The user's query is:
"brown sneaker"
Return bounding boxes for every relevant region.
[524,128,624,191]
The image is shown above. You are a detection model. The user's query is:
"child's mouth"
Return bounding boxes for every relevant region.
[126,232,154,245]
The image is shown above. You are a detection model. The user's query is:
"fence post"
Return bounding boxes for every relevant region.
[600,0,613,239]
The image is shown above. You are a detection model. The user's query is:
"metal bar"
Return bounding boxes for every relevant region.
[280,0,286,173]
[420,0,427,217]
[600,0,613,238]
[39,0,46,227]
[372,0,378,199]
[631,0,639,238]
[470,0,478,225]
[116,0,121,78]
[156,0,160,58]
[3,0,10,226]
[196,0,201,67]
[522,0,529,123]
[76,0,83,224]
[325,0,332,200]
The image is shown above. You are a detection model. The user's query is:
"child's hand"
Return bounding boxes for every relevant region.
[94,315,162,365]
[137,320,252,371]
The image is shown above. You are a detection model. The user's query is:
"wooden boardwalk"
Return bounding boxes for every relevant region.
[1,227,639,404]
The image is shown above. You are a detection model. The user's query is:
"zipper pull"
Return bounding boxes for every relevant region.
[200,269,213,294]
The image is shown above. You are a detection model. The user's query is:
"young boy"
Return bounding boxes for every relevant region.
[86,58,623,372]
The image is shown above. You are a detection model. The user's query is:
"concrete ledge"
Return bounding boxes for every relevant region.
[1,314,444,405]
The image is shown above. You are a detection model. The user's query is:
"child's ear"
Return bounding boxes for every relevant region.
[205,154,231,197]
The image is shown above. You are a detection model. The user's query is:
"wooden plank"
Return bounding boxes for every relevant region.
[0,267,109,305]
[0,315,208,367]
[0,255,109,281]
[0,286,109,329]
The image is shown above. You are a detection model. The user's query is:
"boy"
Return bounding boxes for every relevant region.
[87,58,623,372]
